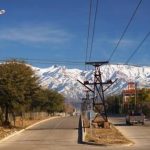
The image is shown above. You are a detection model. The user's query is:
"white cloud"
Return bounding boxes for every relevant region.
[112,39,138,47]
[96,37,137,46]
[0,25,73,45]
[97,37,136,46]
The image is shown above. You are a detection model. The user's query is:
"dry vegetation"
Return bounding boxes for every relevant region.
[13,116,48,128]
[82,114,132,145]
[0,116,49,140]
[0,127,19,140]
[85,125,132,145]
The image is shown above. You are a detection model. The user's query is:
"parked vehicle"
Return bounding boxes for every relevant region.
[126,111,145,125]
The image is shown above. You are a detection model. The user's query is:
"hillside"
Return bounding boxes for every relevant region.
[32,64,150,102]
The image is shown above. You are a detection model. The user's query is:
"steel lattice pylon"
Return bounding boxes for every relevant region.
[78,61,117,124]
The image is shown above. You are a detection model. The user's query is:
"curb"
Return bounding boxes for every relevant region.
[81,118,85,142]
[0,116,60,143]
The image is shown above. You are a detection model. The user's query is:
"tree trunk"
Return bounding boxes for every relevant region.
[12,112,16,127]
[5,104,9,123]
[3,104,10,126]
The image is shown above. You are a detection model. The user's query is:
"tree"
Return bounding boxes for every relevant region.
[29,88,65,115]
[29,88,47,112]
[0,60,40,125]
[137,88,150,103]
[106,95,122,114]
[41,89,65,115]
[136,88,150,115]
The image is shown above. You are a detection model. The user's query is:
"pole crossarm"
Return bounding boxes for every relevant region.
[85,61,109,67]
[85,80,113,85]
[103,79,118,92]
[77,79,94,93]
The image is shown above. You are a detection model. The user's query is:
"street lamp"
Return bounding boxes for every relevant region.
[0,9,5,15]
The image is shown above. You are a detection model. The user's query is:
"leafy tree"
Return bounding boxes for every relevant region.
[106,95,122,114]
[30,88,48,112]
[30,88,65,115]
[0,60,40,125]
[136,88,150,115]
[41,89,65,115]
[137,88,150,103]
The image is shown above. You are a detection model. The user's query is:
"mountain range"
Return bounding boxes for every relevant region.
[32,64,150,102]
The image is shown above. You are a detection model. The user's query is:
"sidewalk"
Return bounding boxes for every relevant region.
[109,116,150,147]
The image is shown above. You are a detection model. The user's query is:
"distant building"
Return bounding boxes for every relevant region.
[122,82,138,112]
[122,82,150,113]
[123,82,136,103]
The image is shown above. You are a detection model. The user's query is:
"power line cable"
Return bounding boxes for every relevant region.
[25,58,84,64]
[85,0,93,68]
[0,58,84,65]
[108,0,143,61]
[125,31,150,64]
[2,58,150,68]
[28,62,83,66]
[88,0,99,61]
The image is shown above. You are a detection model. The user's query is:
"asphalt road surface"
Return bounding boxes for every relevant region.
[0,116,150,150]
[109,116,150,150]
[0,116,81,150]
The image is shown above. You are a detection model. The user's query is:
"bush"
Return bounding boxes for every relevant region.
[142,103,150,117]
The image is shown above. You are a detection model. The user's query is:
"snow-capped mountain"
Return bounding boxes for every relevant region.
[32,64,150,102]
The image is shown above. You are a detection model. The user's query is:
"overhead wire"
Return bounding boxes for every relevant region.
[88,0,99,62]
[102,0,144,91]
[108,0,143,62]
[125,31,150,64]
[25,58,84,64]
[85,0,93,70]
[28,62,83,66]
[0,58,85,66]
[84,0,150,96]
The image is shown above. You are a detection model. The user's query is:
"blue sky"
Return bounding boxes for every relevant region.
[0,0,150,68]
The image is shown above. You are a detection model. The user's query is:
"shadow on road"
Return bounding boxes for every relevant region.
[78,117,107,146]
[26,127,78,130]
[78,116,83,144]
[113,123,129,126]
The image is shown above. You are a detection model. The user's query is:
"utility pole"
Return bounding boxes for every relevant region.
[86,61,109,123]
[135,82,137,111]
[78,61,117,128]
[81,90,91,111]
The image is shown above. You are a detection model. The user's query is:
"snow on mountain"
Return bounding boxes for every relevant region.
[32,64,150,102]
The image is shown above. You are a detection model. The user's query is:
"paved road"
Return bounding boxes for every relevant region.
[0,116,81,150]
[0,116,98,150]
[109,116,150,150]
[0,116,150,150]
